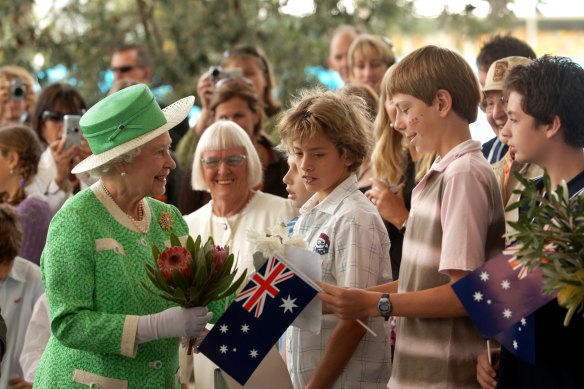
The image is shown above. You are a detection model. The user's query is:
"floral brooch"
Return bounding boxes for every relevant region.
[158,211,173,231]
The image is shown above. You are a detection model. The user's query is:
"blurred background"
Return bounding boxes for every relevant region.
[2,0,583,115]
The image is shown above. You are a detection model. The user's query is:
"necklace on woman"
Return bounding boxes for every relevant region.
[209,191,254,248]
[101,182,148,234]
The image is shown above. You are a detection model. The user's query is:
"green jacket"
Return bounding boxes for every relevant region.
[35,186,188,389]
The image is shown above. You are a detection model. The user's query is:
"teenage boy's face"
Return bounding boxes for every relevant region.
[393,93,439,155]
[292,132,353,203]
[501,91,547,164]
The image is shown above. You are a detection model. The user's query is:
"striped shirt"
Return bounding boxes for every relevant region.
[389,140,505,389]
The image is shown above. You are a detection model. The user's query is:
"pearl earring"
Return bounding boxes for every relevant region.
[121,171,126,177]
[9,168,14,175]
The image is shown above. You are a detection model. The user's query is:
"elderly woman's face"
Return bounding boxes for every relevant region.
[123,132,176,198]
[201,146,248,200]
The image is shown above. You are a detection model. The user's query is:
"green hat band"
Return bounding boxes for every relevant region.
[80,84,167,155]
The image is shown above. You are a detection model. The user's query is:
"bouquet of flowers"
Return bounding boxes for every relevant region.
[143,232,247,353]
[247,223,308,268]
[507,171,584,326]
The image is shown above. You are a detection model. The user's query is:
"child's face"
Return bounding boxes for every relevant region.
[293,132,353,202]
[484,90,508,142]
[283,154,312,208]
[501,91,547,165]
[392,93,440,155]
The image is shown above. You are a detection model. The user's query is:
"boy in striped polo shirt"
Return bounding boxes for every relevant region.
[320,45,506,388]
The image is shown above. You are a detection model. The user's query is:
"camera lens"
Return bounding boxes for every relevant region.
[13,86,24,97]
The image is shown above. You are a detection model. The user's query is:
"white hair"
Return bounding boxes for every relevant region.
[88,146,142,177]
[191,121,262,191]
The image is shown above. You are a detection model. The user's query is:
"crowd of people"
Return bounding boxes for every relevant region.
[0,24,582,389]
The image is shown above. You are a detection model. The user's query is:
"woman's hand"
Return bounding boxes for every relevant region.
[366,180,408,229]
[136,306,213,344]
[195,72,214,136]
[197,72,214,110]
[50,137,79,191]
[476,348,499,389]
[317,281,379,320]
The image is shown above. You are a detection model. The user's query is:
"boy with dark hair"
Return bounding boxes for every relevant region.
[476,34,537,163]
[319,45,505,388]
[478,55,584,389]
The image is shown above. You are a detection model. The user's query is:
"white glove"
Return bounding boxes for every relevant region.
[136,306,212,344]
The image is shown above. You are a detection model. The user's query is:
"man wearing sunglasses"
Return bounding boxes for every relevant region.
[109,44,190,159]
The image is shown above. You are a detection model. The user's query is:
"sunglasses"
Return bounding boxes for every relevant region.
[42,110,85,122]
[110,65,139,73]
[201,154,247,168]
[214,76,254,90]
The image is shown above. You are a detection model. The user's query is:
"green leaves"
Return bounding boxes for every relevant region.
[507,170,584,321]
[143,233,248,311]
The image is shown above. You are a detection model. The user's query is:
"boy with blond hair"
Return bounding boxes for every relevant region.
[319,46,506,388]
[279,88,392,388]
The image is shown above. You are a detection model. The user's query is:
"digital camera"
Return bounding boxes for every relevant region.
[208,66,242,86]
[10,79,26,101]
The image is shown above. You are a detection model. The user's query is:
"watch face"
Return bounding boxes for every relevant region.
[378,296,392,318]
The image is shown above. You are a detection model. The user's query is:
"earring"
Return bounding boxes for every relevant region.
[9,168,14,175]
[121,171,126,177]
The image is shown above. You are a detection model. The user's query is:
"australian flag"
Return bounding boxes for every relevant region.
[198,254,319,385]
[452,251,555,364]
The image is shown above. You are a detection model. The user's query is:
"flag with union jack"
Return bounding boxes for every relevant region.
[198,253,319,385]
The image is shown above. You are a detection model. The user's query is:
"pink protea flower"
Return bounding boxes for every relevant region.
[209,245,229,280]
[157,246,192,281]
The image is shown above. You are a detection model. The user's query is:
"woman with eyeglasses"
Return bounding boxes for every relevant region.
[30,83,90,214]
[181,120,296,388]
[177,77,288,214]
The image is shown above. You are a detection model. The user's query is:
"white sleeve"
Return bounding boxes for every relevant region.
[20,293,51,383]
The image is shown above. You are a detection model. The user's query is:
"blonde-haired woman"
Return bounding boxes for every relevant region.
[348,35,396,94]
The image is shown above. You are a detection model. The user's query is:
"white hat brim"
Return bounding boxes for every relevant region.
[72,95,194,174]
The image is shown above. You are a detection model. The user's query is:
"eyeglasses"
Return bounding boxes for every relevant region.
[483,96,507,113]
[201,154,247,168]
[110,65,139,74]
[41,110,85,122]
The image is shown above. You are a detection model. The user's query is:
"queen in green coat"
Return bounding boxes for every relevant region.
[35,84,212,389]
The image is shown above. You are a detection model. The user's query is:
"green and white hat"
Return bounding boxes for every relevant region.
[72,83,193,174]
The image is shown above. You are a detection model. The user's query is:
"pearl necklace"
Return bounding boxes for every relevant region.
[101,183,148,234]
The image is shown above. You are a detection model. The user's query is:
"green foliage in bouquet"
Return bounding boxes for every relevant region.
[142,233,247,309]
[506,171,584,325]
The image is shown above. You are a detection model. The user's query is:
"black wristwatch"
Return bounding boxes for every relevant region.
[377,293,392,321]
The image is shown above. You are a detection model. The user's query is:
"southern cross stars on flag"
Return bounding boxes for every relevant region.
[452,251,555,363]
[198,254,318,385]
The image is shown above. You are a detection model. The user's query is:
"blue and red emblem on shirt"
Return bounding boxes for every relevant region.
[313,232,330,255]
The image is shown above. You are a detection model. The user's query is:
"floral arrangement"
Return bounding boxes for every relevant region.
[247,222,308,266]
[506,171,584,326]
[143,232,247,353]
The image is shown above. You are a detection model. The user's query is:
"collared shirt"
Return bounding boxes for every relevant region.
[0,257,44,387]
[287,174,392,389]
[390,139,505,389]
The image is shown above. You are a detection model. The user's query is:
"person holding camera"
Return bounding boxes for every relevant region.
[29,83,91,214]
[0,66,37,126]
